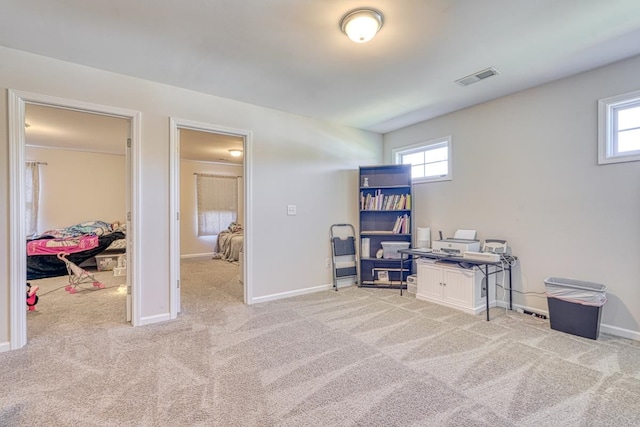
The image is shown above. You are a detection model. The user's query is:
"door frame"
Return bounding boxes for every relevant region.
[169,118,252,314]
[8,90,142,349]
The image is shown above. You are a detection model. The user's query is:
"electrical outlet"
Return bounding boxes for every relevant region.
[287,205,296,216]
[325,258,331,268]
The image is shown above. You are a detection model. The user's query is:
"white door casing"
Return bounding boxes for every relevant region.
[8,90,142,350]
[125,135,133,322]
[169,118,253,317]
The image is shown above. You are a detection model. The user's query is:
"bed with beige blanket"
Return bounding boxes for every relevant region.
[214,222,243,262]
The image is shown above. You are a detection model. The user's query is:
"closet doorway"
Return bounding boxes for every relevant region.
[169,119,251,316]
[8,90,141,350]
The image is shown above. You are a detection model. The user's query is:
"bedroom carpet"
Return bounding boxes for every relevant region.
[25,266,129,340]
[2,258,640,426]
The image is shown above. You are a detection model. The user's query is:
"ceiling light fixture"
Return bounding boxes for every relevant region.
[340,8,384,43]
[228,149,243,157]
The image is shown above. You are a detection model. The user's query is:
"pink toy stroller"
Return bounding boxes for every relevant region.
[56,252,105,293]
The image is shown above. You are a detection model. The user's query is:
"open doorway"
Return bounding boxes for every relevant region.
[8,90,141,350]
[169,119,250,316]
[24,104,129,337]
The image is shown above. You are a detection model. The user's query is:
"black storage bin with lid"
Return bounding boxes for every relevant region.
[544,277,607,340]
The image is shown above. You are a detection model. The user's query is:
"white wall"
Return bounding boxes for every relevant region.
[0,46,382,348]
[385,54,640,339]
[26,147,126,232]
[180,160,242,256]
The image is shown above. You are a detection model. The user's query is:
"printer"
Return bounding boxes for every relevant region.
[432,238,480,255]
[431,229,481,255]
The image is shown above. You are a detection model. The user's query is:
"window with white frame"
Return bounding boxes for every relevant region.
[598,89,640,164]
[393,136,452,183]
[196,174,238,236]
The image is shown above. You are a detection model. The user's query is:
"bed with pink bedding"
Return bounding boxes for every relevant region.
[27,220,126,280]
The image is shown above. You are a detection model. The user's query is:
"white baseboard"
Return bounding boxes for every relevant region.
[600,323,640,341]
[0,341,10,353]
[138,313,172,326]
[495,301,640,341]
[250,283,334,304]
[181,252,214,259]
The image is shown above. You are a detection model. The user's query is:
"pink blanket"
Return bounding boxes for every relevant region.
[27,235,99,256]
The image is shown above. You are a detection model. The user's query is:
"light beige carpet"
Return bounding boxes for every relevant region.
[1,257,640,426]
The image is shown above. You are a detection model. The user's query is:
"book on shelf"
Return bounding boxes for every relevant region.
[392,215,402,233]
[401,213,410,233]
[393,195,403,210]
[383,195,391,210]
[377,270,389,282]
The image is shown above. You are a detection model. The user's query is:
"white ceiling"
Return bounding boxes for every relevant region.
[4,1,640,134]
[25,104,130,153]
[25,104,244,164]
[179,129,244,164]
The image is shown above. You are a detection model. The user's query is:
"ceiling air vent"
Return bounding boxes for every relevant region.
[455,67,500,87]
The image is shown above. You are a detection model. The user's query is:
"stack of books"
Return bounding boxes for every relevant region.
[360,192,411,211]
[392,214,410,234]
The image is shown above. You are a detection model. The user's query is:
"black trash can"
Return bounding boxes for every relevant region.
[544,277,607,340]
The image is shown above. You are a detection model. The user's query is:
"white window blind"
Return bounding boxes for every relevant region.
[196,174,238,236]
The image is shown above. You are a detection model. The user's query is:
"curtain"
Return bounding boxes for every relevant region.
[196,174,238,236]
[25,161,40,238]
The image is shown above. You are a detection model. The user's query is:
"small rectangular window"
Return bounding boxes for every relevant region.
[196,174,238,236]
[599,90,640,164]
[393,136,452,183]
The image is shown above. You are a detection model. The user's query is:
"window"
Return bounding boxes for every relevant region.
[393,136,452,183]
[598,89,640,164]
[25,161,40,238]
[196,174,238,236]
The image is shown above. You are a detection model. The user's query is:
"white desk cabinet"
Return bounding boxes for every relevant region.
[416,259,496,315]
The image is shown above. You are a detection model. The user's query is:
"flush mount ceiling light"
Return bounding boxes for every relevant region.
[340,8,384,43]
[228,149,243,157]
